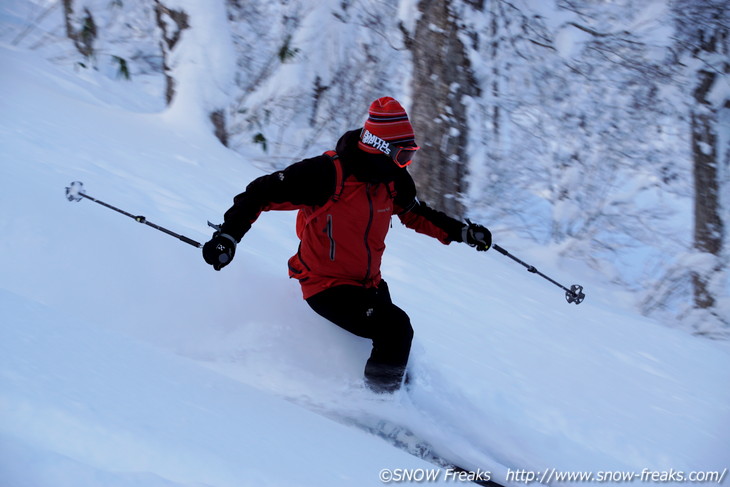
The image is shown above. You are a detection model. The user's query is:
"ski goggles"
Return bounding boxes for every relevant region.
[361,129,419,167]
[389,143,420,168]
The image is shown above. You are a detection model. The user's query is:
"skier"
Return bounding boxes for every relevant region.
[203,96,491,393]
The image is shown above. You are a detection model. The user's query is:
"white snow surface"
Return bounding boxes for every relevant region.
[1,39,730,487]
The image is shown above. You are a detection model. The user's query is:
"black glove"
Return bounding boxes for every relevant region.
[463,220,491,251]
[202,232,237,270]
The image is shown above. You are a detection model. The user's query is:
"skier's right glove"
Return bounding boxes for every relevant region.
[463,220,491,252]
[202,232,237,271]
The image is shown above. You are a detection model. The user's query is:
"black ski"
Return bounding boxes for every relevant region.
[331,410,507,487]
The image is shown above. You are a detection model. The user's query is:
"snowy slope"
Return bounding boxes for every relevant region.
[0,287,458,487]
[1,38,730,487]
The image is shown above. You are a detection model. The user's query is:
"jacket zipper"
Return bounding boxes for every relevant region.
[363,184,374,282]
[325,214,335,261]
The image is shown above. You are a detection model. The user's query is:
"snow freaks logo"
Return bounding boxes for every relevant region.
[379,467,491,483]
[361,129,392,155]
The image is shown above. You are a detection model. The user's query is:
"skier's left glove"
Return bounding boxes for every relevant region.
[463,220,491,252]
[202,232,237,271]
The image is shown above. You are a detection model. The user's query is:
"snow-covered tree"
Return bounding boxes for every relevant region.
[670,0,728,336]
[224,0,410,165]
[408,0,480,216]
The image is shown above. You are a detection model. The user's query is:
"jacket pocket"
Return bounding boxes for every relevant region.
[287,247,310,281]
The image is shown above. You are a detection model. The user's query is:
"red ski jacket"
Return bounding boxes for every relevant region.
[221,130,465,299]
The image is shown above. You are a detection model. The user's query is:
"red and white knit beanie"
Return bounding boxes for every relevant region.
[358,97,416,154]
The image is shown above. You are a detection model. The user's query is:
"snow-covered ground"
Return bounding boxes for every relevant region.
[1,34,729,487]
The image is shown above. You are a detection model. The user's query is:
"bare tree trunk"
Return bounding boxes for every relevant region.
[210,109,229,147]
[62,0,96,59]
[690,24,727,319]
[691,106,722,310]
[153,1,189,105]
[409,0,480,217]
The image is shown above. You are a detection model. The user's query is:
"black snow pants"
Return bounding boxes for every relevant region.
[306,280,413,393]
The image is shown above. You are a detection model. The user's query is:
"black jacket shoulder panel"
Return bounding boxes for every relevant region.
[393,169,418,213]
[221,155,336,240]
[272,155,337,207]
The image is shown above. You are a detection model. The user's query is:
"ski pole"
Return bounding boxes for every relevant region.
[65,181,203,248]
[491,243,585,305]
